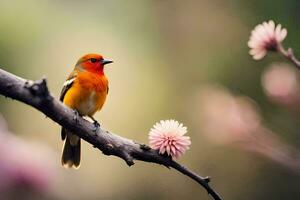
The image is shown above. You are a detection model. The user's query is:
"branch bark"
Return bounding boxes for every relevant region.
[0,68,222,200]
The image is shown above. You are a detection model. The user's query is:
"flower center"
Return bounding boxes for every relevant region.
[265,38,278,51]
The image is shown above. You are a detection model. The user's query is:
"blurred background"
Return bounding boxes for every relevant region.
[1,0,300,199]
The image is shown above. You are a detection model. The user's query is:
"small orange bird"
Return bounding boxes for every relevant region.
[60,53,113,168]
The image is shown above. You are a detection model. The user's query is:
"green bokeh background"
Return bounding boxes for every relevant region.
[0,0,299,199]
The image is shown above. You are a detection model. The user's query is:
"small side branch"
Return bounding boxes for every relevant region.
[278,45,300,69]
[0,68,222,200]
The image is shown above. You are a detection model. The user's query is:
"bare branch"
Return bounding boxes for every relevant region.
[0,68,222,200]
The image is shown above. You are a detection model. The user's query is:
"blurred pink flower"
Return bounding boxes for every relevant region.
[198,86,300,174]
[199,86,261,145]
[248,20,287,60]
[262,63,300,106]
[0,115,56,196]
[149,120,191,159]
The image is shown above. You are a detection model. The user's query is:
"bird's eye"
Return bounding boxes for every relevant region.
[90,58,97,63]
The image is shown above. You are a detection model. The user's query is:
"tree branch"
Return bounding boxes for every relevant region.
[0,68,222,200]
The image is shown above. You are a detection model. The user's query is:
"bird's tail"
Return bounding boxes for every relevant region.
[61,130,81,169]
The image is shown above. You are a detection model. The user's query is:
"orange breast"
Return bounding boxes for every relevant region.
[63,71,108,116]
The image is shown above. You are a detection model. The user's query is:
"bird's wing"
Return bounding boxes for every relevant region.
[60,71,77,102]
[60,71,77,140]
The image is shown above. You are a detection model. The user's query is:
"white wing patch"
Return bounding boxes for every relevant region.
[63,78,76,87]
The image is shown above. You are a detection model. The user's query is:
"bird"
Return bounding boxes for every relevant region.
[60,53,113,169]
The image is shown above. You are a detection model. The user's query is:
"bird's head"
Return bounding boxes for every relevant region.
[75,53,113,74]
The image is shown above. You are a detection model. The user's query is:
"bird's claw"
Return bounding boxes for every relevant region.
[73,110,80,124]
[93,120,100,132]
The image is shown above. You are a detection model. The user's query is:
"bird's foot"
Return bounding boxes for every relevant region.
[88,116,100,133]
[73,110,80,124]
[92,120,100,132]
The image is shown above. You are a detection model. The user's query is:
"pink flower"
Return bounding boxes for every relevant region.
[262,63,299,103]
[149,120,191,159]
[0,116,56,194]
[198,86,261,145]
[248,20,287,60]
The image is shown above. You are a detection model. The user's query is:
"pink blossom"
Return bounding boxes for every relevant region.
[198,86,261,145]
[262,63,300,105]
[0,116,56,195]
[198,87,300,174]
[148,120,191,159]
[248,20,287,60]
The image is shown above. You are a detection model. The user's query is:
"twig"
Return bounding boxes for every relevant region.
[0,68,222,200]
[278,44,300,69]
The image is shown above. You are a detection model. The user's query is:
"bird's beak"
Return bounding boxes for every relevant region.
[101,59,113,65]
